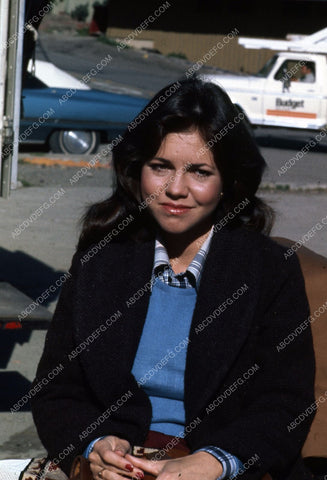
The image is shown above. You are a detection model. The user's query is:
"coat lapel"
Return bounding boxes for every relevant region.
[76,238,155,406]
[185,227,262,416]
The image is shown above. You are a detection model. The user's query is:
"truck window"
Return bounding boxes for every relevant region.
[274,60,316,83]
[256,55,278,77]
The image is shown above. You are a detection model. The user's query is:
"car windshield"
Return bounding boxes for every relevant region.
[255,55,278,78]
[23,73,48,89]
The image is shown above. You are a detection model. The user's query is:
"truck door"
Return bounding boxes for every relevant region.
[263,58,321,129]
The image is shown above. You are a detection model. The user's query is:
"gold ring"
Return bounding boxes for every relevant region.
[98,469,105,478]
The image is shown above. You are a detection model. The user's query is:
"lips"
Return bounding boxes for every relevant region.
[160,203,193,215]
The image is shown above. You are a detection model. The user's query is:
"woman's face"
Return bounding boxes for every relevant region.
[140,130,223,236]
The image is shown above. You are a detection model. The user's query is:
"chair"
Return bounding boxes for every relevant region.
[274,237,327,477]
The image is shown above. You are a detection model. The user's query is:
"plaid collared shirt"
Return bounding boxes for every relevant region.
[153,226,214,290]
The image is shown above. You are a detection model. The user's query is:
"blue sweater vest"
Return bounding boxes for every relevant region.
[132,277,197,437]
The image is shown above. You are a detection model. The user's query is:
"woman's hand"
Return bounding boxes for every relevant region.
[88,436,144,480]
[125,451,223,480]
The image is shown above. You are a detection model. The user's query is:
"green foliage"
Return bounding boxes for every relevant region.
[167,52,188,60]
[18,178,32,187]
[71,4,89,22]
[76,27,89,36]
[276,184,290,191]
[97,36,129,48]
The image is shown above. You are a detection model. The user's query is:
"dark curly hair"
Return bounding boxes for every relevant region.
[77,77,274,250]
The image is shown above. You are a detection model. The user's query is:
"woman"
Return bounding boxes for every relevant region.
[31,78,315,480]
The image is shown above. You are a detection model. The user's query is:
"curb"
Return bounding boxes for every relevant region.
[260,182,327,192]
[19,156,111,169]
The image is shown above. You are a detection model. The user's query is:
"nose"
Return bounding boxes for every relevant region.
[165,171,188,199]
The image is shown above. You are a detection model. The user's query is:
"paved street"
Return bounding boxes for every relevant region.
[258,130,327,188]
[36,32,197,97]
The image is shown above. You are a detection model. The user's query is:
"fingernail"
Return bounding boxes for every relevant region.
[136,473,144,479]
[125,464,134,472]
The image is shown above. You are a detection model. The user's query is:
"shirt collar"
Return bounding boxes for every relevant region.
[153,226,214,288]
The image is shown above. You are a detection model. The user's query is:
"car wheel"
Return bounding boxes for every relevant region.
[49,130,100,154]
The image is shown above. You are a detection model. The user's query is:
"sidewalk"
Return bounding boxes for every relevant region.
[0,159,326,460]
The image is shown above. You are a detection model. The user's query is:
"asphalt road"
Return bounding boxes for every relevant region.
[36,33,195,97]
[259,132,327,188]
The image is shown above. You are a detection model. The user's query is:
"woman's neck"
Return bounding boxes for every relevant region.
[159,225,213,274]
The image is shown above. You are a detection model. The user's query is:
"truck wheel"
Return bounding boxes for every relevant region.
[49,130,99,154]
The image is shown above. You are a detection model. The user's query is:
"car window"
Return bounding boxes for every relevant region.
[23,73,48,89]
[274,60,316,83]
[256,55,278,77]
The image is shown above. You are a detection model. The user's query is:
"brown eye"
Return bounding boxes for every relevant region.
[194,169,211,178]
[149,163,168,173]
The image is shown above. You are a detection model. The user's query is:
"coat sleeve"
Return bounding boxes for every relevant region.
[187,249,316,480]
[30,252,141,475]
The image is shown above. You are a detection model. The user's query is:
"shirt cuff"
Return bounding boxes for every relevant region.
[193,446,243,479]
[83,437,106,458]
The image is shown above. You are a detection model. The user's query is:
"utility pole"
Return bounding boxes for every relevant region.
[0,0,24,198]
[0,0,10,194]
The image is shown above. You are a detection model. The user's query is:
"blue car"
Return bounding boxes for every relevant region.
[21,63,148,154]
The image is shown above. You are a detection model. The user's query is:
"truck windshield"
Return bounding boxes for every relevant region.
[256,55,278,77]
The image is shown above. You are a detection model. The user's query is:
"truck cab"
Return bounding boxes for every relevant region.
[202,28,327,131]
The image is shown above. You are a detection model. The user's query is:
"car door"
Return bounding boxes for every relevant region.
[262,57,321,129]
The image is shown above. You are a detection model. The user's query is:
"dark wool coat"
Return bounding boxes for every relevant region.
[31,226,315,480]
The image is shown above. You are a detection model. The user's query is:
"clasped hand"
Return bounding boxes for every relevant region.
[89,435,222,480]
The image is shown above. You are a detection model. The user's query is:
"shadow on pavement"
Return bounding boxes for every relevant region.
[254,129,327,152]
[0,248,66,305]
[0,330,32,370]
[0,371,31,412]
[0,248,66,407]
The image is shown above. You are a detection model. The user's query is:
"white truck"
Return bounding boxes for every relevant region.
[203,28,327,131]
